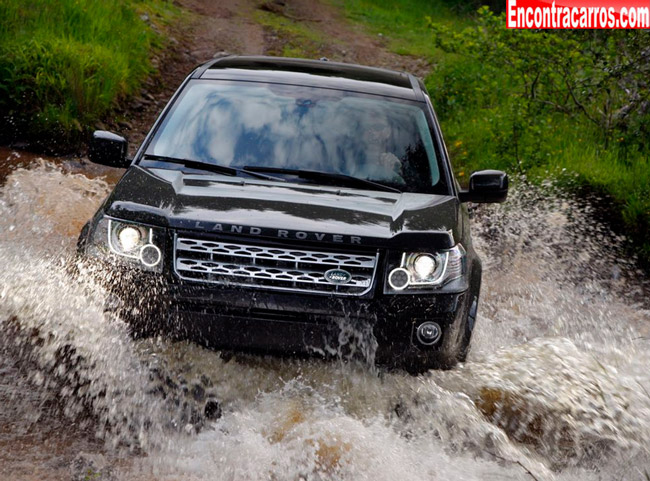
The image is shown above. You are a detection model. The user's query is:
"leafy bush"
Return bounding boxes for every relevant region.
[427,8,650,264]
[339,0,649,263]
[0,0,178,151]
[430,9,650,146]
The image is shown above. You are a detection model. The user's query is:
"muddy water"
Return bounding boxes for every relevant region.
[0,151,649,480]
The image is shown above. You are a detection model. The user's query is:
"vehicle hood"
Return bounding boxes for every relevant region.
[103,167,460,249]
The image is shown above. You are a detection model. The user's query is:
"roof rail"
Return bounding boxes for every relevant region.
[407,73,425,102]
[191,55,414,90]
[192,54,235,78]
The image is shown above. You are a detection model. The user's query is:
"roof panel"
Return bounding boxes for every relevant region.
[196,56,418,100]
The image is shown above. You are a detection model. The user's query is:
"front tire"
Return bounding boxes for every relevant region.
[457,298,478,363]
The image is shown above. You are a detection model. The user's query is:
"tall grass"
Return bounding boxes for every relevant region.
[0,0,178,150]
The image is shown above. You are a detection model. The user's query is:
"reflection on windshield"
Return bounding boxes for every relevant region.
[148,81,441,192]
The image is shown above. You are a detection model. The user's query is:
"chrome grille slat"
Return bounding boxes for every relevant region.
[174,236,378,296]
[176,239,377,268]
[176,259,372,287]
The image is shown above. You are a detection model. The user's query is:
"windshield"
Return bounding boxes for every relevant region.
[145,80,446,193]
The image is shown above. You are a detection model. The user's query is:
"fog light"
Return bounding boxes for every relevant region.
[388,267,410,290]
[140,244,162,267]
[416,321,441,346]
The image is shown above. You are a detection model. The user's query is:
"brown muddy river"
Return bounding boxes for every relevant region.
[1,148,649,480]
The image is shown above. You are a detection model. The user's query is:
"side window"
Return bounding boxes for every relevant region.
[414,110,439,186]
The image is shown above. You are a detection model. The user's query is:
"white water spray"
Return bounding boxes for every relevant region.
[0,159,648,480]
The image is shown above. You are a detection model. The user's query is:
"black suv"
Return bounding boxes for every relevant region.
[78,56,507,372]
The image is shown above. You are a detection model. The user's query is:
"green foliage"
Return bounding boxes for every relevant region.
[335,0,467,58]
[430,9,650,147]
[428,8,650,263]
[254,9,329,59]
[340,0,650,265]
[440,0,506,15]
[0,0,179,150]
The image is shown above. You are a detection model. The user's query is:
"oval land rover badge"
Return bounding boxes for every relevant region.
[324,269,352,284]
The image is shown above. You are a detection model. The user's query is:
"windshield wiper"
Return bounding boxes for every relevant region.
[142,154,286,182]
[242,166,402,193]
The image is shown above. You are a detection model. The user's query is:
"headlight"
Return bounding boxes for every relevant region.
[117,226,142,253]
[386,244,466,292]
[412,254,440,280]
[86,217,165,272]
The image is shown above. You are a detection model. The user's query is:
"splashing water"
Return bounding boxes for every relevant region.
[0,156,649,480]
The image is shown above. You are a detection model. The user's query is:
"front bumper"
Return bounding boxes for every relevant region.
[146,280,472,367]
[79,223,475,369]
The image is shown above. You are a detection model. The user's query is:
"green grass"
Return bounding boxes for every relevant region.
[339,0,650,266]
[254,9,331,59]
[332,0,465,58]
[0,0,180,150]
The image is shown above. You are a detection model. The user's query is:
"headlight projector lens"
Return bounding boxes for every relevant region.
[140,244,162,267]
[413,254,436,279]
[118,226,141,252]
[388,267,410,290]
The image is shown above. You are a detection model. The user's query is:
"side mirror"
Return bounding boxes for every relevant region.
[459,170,508,203]
[88,130,130,168]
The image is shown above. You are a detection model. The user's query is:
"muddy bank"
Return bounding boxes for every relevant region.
[0,147,123,187]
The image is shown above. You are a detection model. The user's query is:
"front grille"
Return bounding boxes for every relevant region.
[173,236,379,296]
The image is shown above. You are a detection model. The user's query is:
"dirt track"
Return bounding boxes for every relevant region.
[117,0,431,154]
